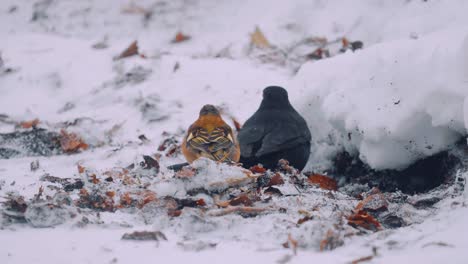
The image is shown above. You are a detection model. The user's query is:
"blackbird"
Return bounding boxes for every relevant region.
[182,104,240,163]
[238,86,311,170]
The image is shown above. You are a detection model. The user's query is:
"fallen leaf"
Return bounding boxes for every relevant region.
[77,164,85,174]
[60,130,88,153]
[249,165,267,174]
[175,166,196,178]
[141,155,160,172]
[341,37,350,48]
[20,119,39,129]
[351,255,373,264]
[264,186,282,196]
[229,194,253,206]
[251,26,270,49]
[196,198,206,206]
[171,32,191,43]
[138,190,157,208]
[119,192,134,207]
[168,209,182,217]
[307,174,337,191]
[267,173,284,186]
[297,215,313,225]
[116,40,139,60]
[89,174,100,184]
[348,210,382,231]
[355,191,388,212]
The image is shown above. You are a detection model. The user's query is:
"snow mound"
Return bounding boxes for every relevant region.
[294,28,468,170]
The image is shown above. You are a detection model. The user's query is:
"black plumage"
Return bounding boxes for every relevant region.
[238,86,311,170]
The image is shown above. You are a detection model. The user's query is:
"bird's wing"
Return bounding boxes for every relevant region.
[239,110,311,157]
[238,117,266,158]
[186,126,235,161]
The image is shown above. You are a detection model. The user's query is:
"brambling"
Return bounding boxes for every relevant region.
[182,104,240,163]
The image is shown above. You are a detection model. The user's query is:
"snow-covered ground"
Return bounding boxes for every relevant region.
[1,0,468,263]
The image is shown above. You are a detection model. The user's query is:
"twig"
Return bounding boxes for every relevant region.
[207,206,271,217]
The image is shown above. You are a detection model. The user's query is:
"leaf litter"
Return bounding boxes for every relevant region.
[1,142,465,253]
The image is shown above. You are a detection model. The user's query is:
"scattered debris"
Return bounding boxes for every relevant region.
[280,234,299,256]
[350,255,374,264]
[108,66,152,89]
[355,189,388,212]
[171,32,191,43]
[167,162,190,172]
[177,240,217,252]
[347,210,382,231]
[0,128,61,158]
[92,37,109,50]
[19,119,40,129]
[307,173,337,191]
[30,160,40,171]
[158,131,182,156]
[140,155,160,172]
[115,40,139,60]
[250,26,271,49]
[59,129,88,153]
[175,166,196,178]
[173,62,180,72]
[319,228,344,251]
[207,206,269,217]
[122,231,167,241]
[422,241,455,248]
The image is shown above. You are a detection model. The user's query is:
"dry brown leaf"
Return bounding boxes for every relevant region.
[342,37,350,48]
[229,194,253,206]
[249,165,267,174]
[171,32,191,43]
[138,190,158,208]
[116,40,139,60]
[297,215,313,225]
[207,206,268,217]
[267,173,285,187]
[77,164,85,174]
[250,26,270,49]
[196,198,206,206]
[168,209,182,217]
[119,192,134,207]
[175,166,196,178]
[90,174,100,184]
[348,210,382,231]
[355,191,388,212]
[307,174,337,191]
[60,130,88,153]
[351,255,374,264]
[20,119,39,129]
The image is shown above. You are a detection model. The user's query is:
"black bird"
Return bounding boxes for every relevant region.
[238,86,311,170]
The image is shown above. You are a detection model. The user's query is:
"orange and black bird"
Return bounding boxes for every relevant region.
[238,86,311,170]
[182,104,240,163]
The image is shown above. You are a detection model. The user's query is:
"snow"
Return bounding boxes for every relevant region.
[1,0,468,263]
[295,27,468,170]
